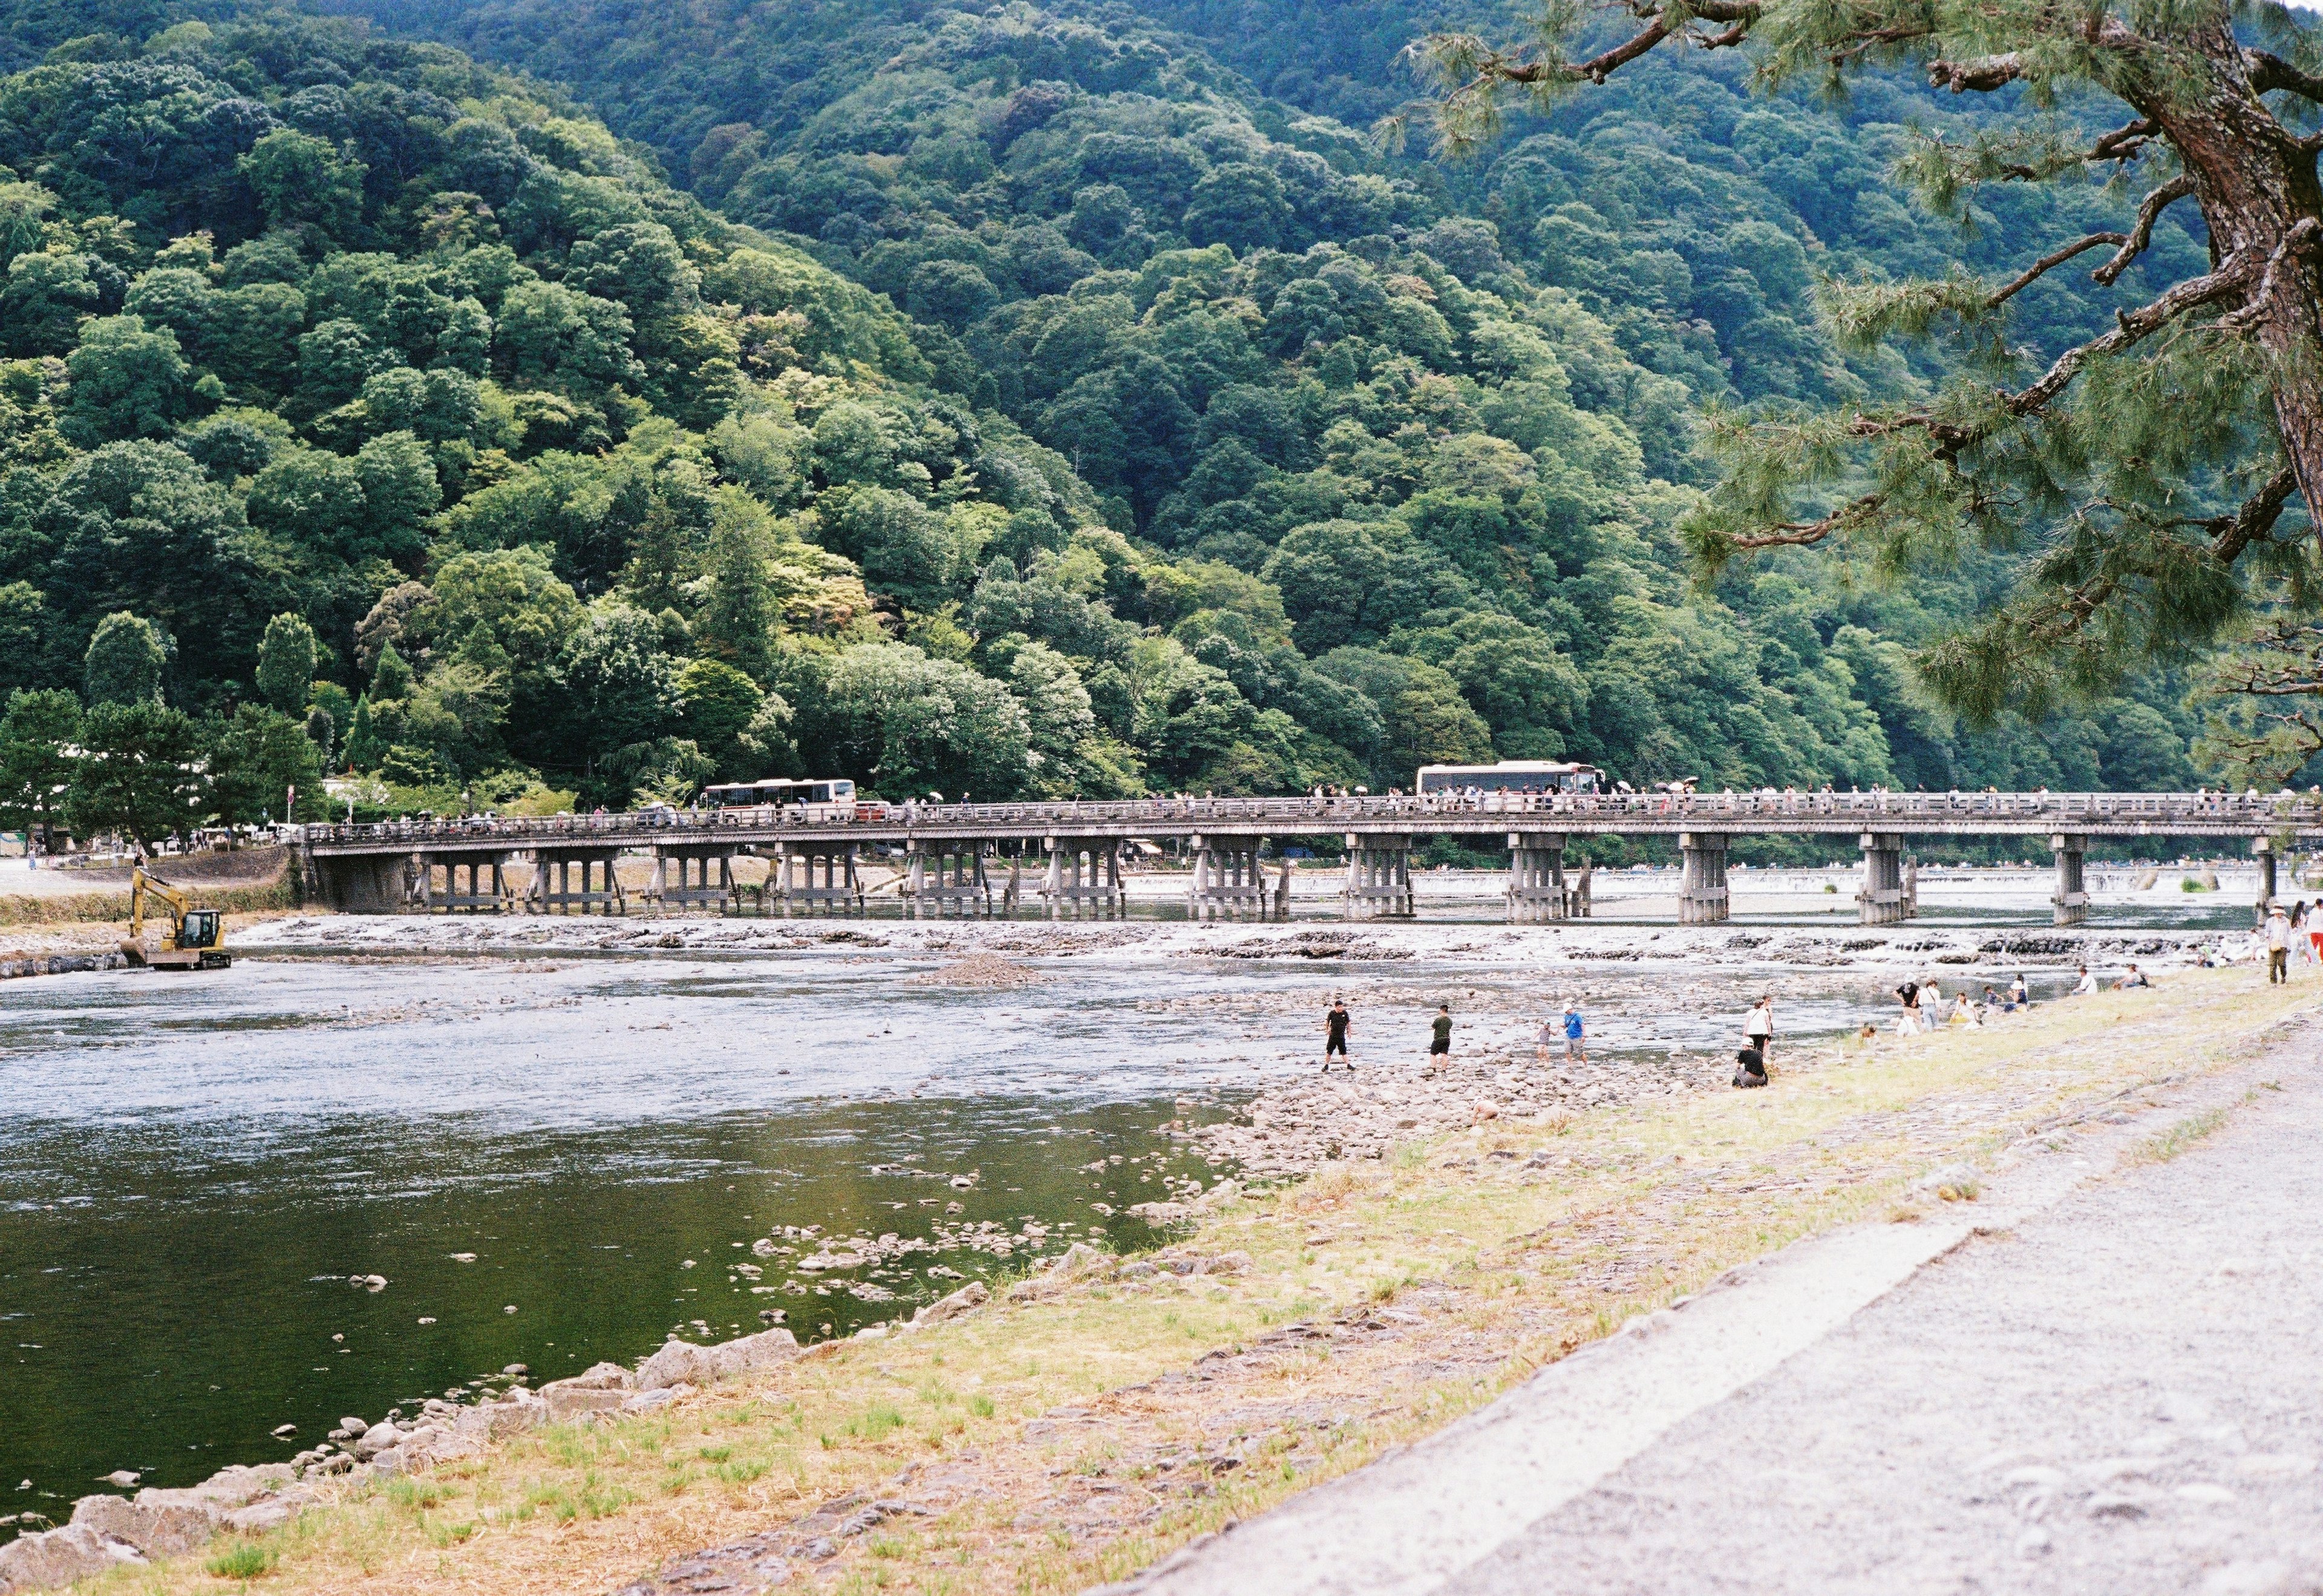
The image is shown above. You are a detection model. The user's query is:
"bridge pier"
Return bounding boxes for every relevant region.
[2051,833,2088,927]
[1506,832,1566,923]
[305,850,411,912]
[1857,833,1913,925]
[771,844,863,913]
[1342,833,1413,919]
[1189,833,1278,919]
[2256,836,2278,923]
[1678,832,1728,925]
[412,852,518,913]
[527,847,627,914]
[1041,836,1123,916]
[649,844,739,914]
[904,841,992,915]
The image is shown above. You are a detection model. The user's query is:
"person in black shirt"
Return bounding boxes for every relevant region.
[1323,997,1351,1072]
[1734,1046,1768,1088]
[1428,1003,1452,1069]
[1895,980,1922,1034]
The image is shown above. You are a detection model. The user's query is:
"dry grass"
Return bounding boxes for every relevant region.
[74,969,2318,1596]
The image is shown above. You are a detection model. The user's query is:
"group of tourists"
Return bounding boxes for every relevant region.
[1318,995,1586,1074]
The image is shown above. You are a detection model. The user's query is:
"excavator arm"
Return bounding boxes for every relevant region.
[123,869,228,969]
[128,868,191,945]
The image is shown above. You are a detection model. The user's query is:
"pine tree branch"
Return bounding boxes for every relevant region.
[1928,53,2023,93]
[2248,48,2323,103]
[2093,175,2195,285]
[2194,466,2303,564]
[2010,253,2254,417]
[1733,491,1889,550]
[2088,118,2159,164]
[1988,232,2129,307]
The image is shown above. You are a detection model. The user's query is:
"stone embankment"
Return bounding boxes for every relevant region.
[0,1258,1096,1596]
[0,951,126,981]
[0,1323,789,1594]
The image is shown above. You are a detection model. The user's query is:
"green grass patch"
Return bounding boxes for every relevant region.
[204,1542,277,1580]
[2130,1106,2230,1164]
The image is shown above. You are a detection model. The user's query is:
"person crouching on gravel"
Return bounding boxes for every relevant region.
[1734,1045,1768,1089]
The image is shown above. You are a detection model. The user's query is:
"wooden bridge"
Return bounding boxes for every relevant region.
[295,789,2318,927]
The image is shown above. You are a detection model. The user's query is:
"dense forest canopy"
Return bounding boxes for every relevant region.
[0,0,2255,853]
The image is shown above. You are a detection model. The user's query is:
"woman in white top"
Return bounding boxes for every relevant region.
[1744,995,1773,1062]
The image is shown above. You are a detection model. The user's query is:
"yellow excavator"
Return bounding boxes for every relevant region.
[121,868,232,970]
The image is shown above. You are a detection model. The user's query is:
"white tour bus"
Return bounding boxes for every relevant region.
[1414,760,1605,797]
[700,777,868,820]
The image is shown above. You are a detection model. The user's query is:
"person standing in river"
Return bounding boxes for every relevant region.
[1427,1003,1452,1071]
[1744,994,1774,1064]
[1322,996,1352,1072]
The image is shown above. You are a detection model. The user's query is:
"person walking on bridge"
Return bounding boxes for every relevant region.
[1322,996,1352,1073]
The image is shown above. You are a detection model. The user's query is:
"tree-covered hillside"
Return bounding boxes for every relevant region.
[0,2,2215,850]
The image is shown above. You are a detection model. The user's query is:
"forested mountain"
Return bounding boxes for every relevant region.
[0,0,2215,850]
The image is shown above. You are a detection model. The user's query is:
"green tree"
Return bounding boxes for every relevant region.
[254,613,318,715]
[208,705,325,824]
[67,699,203,853]
[84,611,165,706]
[60,316,188,446]
[237,129,368,238]
[0,687,80,852]
[676,656,767,778]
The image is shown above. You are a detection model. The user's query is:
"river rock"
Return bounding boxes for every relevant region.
[352,1422,402,1460]
[67,1493,214,1558]
[543,1384,629,1421]
[910,1281,989,1326]
[635,1326,800,1392]
[0,1522,143,1591]
[453,1389,549,1441]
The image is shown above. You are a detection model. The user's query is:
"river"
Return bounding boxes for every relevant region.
[0,865,2280,1531]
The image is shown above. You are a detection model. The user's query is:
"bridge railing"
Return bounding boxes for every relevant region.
[296,787,2323,850]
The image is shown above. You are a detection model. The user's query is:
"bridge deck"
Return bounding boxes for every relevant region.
[302,790,2322,858]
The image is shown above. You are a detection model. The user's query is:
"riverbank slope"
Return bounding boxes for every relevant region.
[28,969,2318,1596]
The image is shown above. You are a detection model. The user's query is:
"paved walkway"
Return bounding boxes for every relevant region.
[1131,1023,2323,1596]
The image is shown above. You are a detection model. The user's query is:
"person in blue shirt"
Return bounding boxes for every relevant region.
[1561,1000,1587,1064]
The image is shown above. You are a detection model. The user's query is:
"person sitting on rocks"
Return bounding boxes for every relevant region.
[1733,1045,1768,1088]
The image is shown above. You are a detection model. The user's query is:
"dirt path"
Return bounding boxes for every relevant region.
[1139,1015,2323,1596]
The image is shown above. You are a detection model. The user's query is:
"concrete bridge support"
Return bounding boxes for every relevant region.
[1343,833,1414,919]
[1041,836,1123,914]
[649,845,739,913]
[413,852,518,913]
[905,842,992,914]
[2256,836,2278,923]
[1506,832,1566,923]
[1189,833,1278,919]
[771,844,863,913]
[1678,832,1729,925]
[527,848,627,914]
[2051,833,2088,927]
[305,850,413,913]
[1858,833,1913,925]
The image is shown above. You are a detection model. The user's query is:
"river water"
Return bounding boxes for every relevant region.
[0,867,2278,1528]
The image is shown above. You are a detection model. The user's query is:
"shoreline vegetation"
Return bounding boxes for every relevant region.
[11,969,2314,1596]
